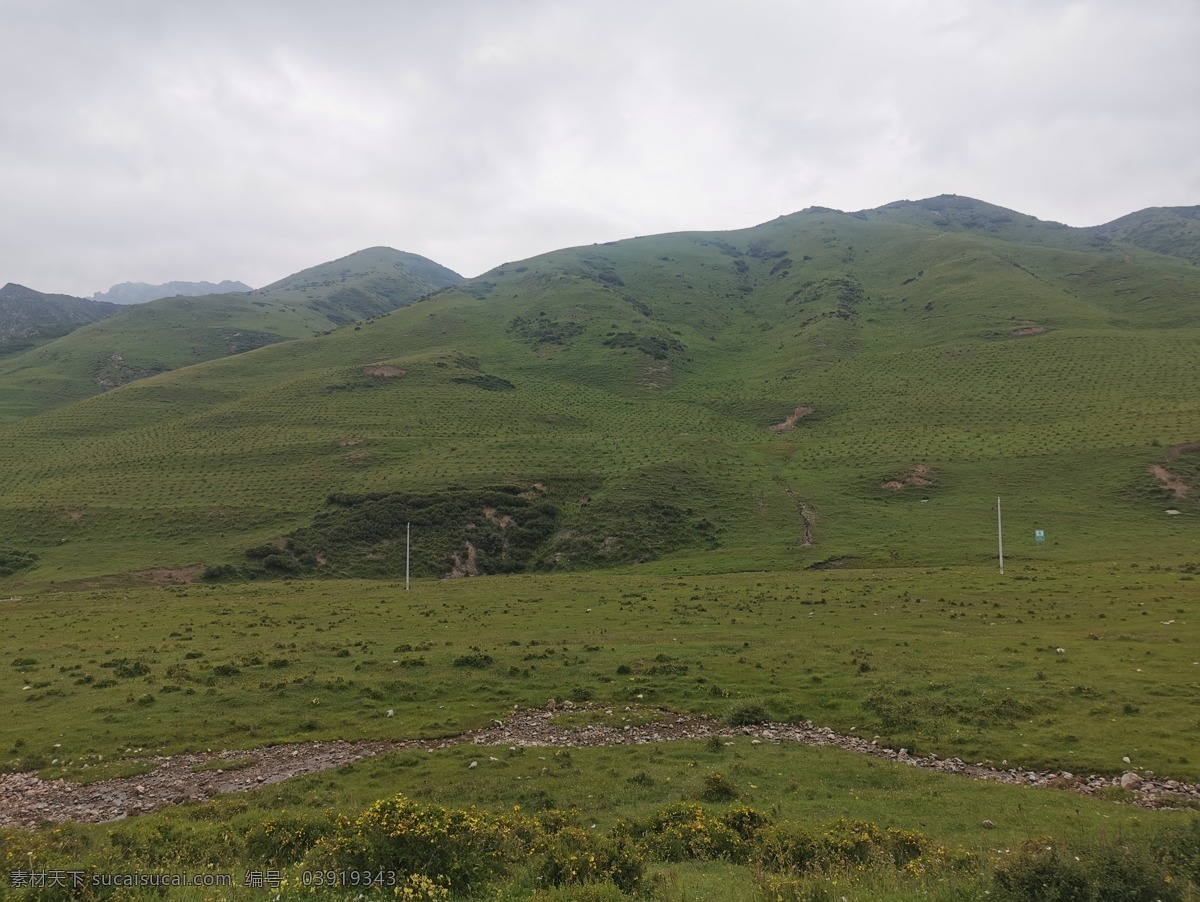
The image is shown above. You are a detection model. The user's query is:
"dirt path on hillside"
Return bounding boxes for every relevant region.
[3,707,1197,829]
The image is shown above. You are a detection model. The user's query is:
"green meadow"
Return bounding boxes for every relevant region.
[3,565,1200,898]
[6,565,1200,781]
[1,197,1198,897]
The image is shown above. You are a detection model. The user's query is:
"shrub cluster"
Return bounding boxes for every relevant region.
[3,795,1196,900]
[309,793,644,896]
[0,546,38,577]
[993,829,1200,902]
[210,486,560,580]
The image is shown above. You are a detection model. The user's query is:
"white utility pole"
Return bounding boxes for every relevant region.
[997,497,1004,575]
[406,521,411,591]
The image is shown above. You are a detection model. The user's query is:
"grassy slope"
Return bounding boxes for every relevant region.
[0,283,118,357]
[0,247,462,422]
[0,204,1195,583]
[1091,205,1200,264]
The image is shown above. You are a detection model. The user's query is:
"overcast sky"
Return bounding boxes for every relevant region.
[3,0,1198,297]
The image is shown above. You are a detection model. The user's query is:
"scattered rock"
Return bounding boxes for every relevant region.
[3,705,1197,829]
[1121,772,1144,790]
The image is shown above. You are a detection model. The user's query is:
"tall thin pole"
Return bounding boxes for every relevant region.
[406,521,410,591]
[997,497,1004,575]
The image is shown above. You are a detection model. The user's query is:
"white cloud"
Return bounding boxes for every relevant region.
[1,0,1196,296]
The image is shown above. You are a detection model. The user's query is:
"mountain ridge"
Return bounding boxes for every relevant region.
[850,194,1200,264]
[92,279,253,305]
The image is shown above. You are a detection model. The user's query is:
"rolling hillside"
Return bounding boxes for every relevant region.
[1089,205,1200,264]
[0,283,117,356]
[0,247,462,421]
[862,194,1200,265]
[0,198,1196,584]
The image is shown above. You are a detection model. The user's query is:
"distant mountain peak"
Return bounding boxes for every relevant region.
[259,247,462,294]
[92,280,252,305]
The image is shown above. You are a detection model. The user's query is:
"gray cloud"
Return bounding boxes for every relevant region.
[2,0,1197,296]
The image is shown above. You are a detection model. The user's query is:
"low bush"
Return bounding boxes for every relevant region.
[697,771,739,802]
[529,826,644,894]
[244,810,337,865]
[727,701,770,725]
[752,822,821,873]
[310,794,521,893]
[620,802,747,862]
[993,833,1188,902]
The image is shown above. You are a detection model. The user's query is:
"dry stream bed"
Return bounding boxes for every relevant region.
[3,706,1197,829]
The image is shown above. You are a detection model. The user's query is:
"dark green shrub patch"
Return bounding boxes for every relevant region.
[697,771,740,802]
[453,652,494,668]
[994,833,1189,902]
[0,547,37,576]
[219,485,560,580]
[727,701,770,726]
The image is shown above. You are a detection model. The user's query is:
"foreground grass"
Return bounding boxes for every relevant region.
[5,566,1198,782]
[3,564,1199,897]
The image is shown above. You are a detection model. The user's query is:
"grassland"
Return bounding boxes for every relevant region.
[0,247,461,422]
[3,565,1199,898]
[6,565,1199,781]
[0,197,1198,897]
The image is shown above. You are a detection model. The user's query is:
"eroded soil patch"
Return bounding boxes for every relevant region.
[769,405,814,432]
[881,463,936,491]
[1148,464,1190,500]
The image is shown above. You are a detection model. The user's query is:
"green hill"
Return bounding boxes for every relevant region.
[862,195,1200,266]
[0,283,117,356]
[0,247,462,421]
[1088,205,1200,264]
[252,245,463,320]
[0,201,1196,584]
